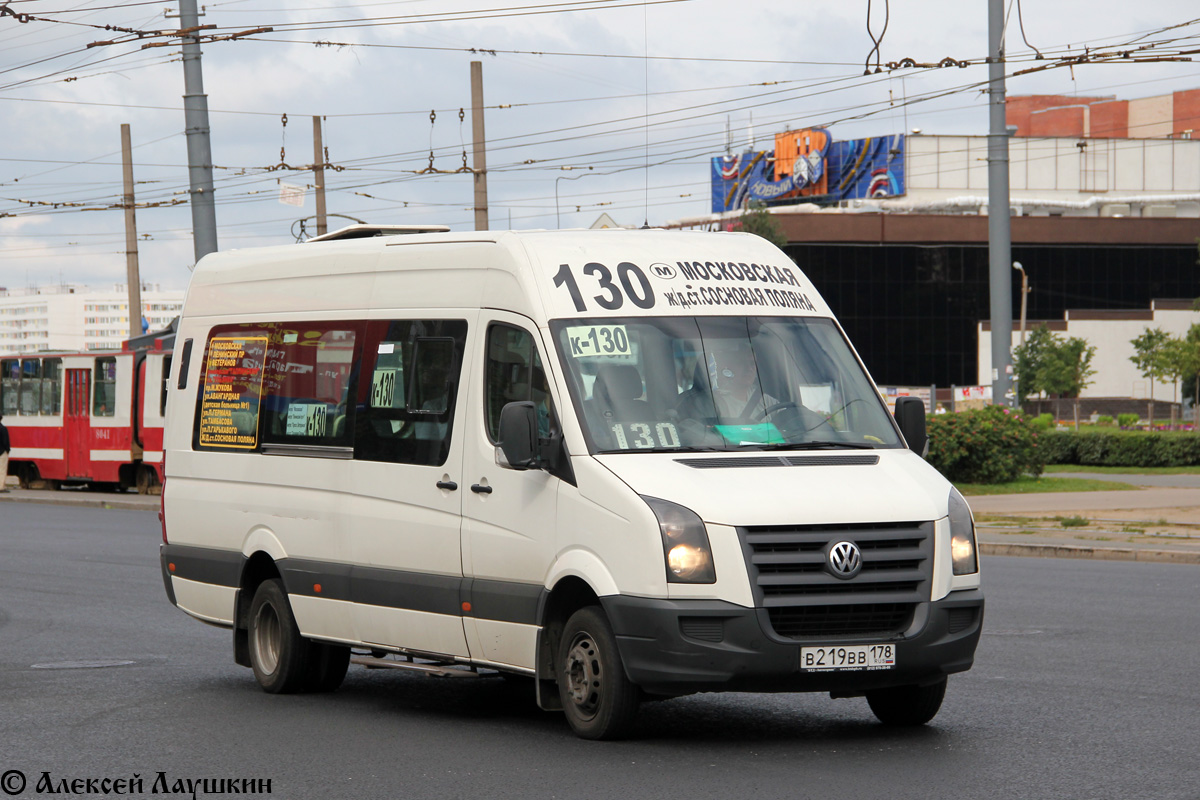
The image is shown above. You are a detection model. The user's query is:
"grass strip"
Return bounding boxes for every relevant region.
[955,476,1140,496]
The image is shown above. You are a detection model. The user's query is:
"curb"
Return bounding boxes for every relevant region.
[981,541,1200,565]
[6,494,1199,563]
[0,494,156,511]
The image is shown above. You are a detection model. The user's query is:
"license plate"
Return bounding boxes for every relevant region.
[800,644,896,672]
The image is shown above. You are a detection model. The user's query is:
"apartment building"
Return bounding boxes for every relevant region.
[0,284,184,355]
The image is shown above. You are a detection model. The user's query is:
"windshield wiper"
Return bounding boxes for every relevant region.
[754,440,877,451]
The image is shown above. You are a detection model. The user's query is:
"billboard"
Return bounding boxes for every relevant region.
[711,130,905,213]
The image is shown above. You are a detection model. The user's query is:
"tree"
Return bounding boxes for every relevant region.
[1173,324,1200,428]
[1130,327,1171,428]
[1038,336,1096,429]
[1160,336,1194,428]
[1012,324,1057,407]
[736,201,789,249]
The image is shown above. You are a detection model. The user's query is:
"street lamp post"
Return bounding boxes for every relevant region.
[1013,261,1029,346]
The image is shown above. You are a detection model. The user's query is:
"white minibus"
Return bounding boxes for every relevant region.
[160,226,982,739]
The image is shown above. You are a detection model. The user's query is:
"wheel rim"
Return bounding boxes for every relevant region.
[563,631,603,719]
[252,602,281,675]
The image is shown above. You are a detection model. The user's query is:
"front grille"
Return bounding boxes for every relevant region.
[769,603,914,639]
[740,521,934,640]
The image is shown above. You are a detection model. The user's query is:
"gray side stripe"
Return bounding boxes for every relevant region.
[166,545,542,625]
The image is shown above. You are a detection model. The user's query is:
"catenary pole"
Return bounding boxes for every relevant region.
[471,61,489,231]
[179,0,218,262]
[987,0,1014,405]
[120,124,143,339]
[313,116,327,236]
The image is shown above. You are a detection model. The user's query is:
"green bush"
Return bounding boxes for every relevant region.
[1117,413,1139,428]
[1029,412,1055,431]
[1096,415,1113,426]
[927,406,1044,483]
[1039,430,1200,466]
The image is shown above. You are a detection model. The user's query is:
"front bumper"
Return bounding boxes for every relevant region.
[600,588,983,696]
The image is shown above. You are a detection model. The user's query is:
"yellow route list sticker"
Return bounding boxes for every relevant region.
[198,336,268,448]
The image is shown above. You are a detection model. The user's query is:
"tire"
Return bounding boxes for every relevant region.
[248,579,311,694]
[555,606,640,740]
[305,642,350,693]
[866,678,947,726]
[136,466,157,495]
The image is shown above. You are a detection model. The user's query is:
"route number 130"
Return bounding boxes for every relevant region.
[553,262,656,312]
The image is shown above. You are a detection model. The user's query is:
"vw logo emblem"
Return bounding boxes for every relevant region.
[827,541,862,579]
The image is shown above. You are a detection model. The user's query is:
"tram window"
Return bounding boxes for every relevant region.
[161,355,172,416]
[19,359,41,415]
[42,359,62,415]
[94,357,117,417]
[1,359,19,416]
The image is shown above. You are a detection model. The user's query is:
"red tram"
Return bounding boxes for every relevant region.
[1,333,173,494]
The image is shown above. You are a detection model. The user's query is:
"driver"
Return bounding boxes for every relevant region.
[712,346,777,422]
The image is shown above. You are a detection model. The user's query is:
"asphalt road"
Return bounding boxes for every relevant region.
[1,502,1197,800]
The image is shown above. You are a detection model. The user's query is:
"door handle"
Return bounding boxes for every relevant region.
[436,480,458,491]
[470,483,493,494]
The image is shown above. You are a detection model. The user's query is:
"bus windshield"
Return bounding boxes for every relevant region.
[550,316,903,454]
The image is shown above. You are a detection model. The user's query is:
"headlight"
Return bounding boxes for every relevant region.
[642,496,716,584]
[948,487,978,576]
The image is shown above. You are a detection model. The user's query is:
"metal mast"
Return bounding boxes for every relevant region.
[987,0,1014,405]
[179,0,218,262]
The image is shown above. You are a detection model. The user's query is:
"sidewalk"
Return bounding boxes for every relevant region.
[5,476,1199,564]
[0,484,159,511]
[969,483,1200,565]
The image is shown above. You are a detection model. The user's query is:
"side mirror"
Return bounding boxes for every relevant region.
[498,401,539,470]
[894,397,928,458]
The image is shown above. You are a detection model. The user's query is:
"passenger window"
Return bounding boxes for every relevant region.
[19,359,41,416]
[0,359,18,416]
[194,323,361,451]
[485,324,552,443]
[259,325,359,447]
[354,320,467,467]
[41,358,62,415]
[93,357,116,417]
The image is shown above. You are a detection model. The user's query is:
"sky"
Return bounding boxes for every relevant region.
[2,0,1199,293]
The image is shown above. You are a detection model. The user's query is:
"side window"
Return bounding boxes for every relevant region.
[485,324,552,443]
[0,359,18,416]
[41,359,62,415]
[259,325,360,447]
[354,320,467,467]
[19,359,41,415]
[93,357,116,417]
[193,322,361,451]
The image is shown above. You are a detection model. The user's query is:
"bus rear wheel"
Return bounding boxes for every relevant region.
[247,579,349,694]
[248,579,311,694]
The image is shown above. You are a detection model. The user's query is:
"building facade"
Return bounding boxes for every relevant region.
[682,93,1200,392]
[0,284,184,355]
